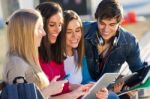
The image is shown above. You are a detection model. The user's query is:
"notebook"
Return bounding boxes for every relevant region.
[122,66,150,88]
[118,66,150,96]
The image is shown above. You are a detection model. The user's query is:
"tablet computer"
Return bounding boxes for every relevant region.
[82,73,119,99]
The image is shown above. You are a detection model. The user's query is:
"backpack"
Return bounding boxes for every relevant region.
[0,76,44,99]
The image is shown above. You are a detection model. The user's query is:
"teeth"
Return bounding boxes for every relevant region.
[103,32,109,34]
[51,33,58,37]
[72,41,78,43]
[72,42,77,43]
[52,35,57,37]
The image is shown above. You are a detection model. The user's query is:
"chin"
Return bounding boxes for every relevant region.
[50,40,56,44]
[37,44,40,47]
[72,45,78,48]
[103,36,111,41]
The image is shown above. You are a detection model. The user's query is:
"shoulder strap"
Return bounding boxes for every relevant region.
[0,80,6,90]
[13,76,27,84]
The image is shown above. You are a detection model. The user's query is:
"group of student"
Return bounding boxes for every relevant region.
[2,0,147,99]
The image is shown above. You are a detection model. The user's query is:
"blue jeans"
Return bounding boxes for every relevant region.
[108,91,119,99]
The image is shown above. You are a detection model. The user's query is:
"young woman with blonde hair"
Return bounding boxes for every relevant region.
[3,9,67,99]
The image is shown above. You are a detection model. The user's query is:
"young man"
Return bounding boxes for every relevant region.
[83,0,146,98]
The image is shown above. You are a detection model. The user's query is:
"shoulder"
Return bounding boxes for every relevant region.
[82,21,97,31]
[119,27,136,40]
[83,21,97,37]
[3,55,30,84]
[7,55,29,70]
[119,27,138,44]
[83,21,96,27]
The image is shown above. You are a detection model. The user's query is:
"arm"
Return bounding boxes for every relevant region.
[81,56,94,84]
[51,83,93,99]
[41,76,68,99]
[69,83,81,91]
[126,35,144,72]
[51,85,87,99]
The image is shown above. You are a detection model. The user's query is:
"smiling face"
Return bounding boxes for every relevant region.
[66,19,82,51]
[34,18,46,47]
[98,18,120,43]
[47,12,63,44]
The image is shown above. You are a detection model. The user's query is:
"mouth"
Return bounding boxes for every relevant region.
[50,33,59,39]
[71,40,79,44]
[52,33,58,37]
[101,31,110,36]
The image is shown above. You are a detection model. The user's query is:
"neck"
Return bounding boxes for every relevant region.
[97,42,111,55]
[66,47,73,56]
[104,39,111,44]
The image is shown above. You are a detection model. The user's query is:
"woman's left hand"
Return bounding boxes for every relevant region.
[81,83,94,92]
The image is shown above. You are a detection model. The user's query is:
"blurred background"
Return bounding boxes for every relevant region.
[0,0,150,98]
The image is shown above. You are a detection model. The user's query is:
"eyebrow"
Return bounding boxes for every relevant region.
[99,20,117,24]
[66,29,72,31]
[67,27,81,30]
[110,23,118,25]
[48,22,55,24]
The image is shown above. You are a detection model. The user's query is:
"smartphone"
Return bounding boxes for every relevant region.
[62,74,70,80]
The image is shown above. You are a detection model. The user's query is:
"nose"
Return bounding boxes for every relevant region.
[54,25,61,33]
[42,29,46,36]
[71,31,77,38]
[103,25,109,32]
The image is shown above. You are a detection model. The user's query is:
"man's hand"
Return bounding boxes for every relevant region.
[96,88,108,99]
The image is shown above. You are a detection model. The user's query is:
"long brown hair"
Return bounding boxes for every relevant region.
[62,10,84,68]
[36,2,64,63]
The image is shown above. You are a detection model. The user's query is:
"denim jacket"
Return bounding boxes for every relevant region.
[83,21,145,81]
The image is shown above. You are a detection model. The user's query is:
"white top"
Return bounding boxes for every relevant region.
[64,55,82,84]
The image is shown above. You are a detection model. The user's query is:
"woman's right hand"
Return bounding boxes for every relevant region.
[69,84,94,99]
[69,85,86,99]
[48,75,68,95]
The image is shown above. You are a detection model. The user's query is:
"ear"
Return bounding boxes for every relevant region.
[119,19,124,25]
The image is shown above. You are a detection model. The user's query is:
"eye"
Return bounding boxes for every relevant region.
[66,31,72,34]
[58,23,62,27]
[110,23,117,27]
[48,22,55,27]
[49,24,55,27]
[100,22,105,26]
[75,28,81,32]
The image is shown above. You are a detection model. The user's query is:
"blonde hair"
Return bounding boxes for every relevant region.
[7,9,49,89]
